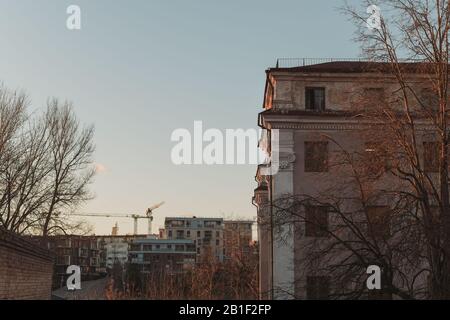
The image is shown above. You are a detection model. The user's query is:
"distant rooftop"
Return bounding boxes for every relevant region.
[165,216,223,221]
[131,238,194,244]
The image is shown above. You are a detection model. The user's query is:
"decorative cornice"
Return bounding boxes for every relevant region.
[261,115,442,131]
[270,122,362,131]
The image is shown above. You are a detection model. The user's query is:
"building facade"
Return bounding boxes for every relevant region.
[254,60,434,300]
[129,238,196,274]
[164,217,224,262]
[44,235,101,288]
[96,234,149,272]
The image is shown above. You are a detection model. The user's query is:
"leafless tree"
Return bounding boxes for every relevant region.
[264,0,450,299]
[0,85,95,236]
[345,0,450,299]
[39,99,95,236]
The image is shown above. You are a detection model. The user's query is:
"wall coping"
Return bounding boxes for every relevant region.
[0,228,54,262]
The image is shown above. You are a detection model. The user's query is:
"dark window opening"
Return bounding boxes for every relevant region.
[423,141,439,173]
[305,206,329,237]
[305,141,328,172]
[305,87,325,111]
[367,206,391,239]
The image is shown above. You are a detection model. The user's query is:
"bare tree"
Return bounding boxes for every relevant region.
[40,99,95,236]
[343,0,450,299]
[262,0,450,299]
[0,85,95,236]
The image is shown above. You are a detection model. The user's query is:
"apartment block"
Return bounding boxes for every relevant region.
[96,234,149,272]
[129,238,196,274]
[43,235,101,288]
[164,217,224,262]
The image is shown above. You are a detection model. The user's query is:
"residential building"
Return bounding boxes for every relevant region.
[129,238,196,274]
[96,233,153,272]
[41,235,101,288]
[164,217,224,262]
[223,220,253,260]
[254,59,433,299]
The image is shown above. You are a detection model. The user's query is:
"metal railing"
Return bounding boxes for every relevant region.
[275,57,424,68]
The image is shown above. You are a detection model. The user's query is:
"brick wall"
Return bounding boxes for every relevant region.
[0,228,54,300]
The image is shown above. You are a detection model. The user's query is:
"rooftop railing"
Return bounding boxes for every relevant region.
[275,57,424,68]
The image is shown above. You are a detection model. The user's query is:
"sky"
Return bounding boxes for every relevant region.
[0,0,361,235]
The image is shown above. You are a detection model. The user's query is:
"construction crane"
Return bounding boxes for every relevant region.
[71,202,165,235]
[145,201,165,234]
[71,213,147,235]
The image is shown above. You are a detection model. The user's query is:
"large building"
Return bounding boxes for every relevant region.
[254,59,435,300]
[43,235,101,288]
[129,238,196,274]
[32,231,151,287]
[164,217,224,262]
[96,234,150,271]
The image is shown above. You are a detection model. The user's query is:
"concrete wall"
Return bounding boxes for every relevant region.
[0,228,54,300]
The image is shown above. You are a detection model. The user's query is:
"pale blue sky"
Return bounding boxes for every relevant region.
[0,0,360,235]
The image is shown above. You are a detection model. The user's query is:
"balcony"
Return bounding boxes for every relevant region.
[79,248,89,258]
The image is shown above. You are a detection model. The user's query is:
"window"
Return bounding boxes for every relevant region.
[197,231,201,238]
[304,141,328,172]
[176,230,184,239]
[216,231,220,238]
[305,87,325,111]
[130,244,140,251]
[421,88,439,111]
[305,206,329,237]
[216,239,220,246]
[306,276,330,300]
[168,230,172,238]
[423,141,439,173]
[367,206,391,239]
[187,230,191,238]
